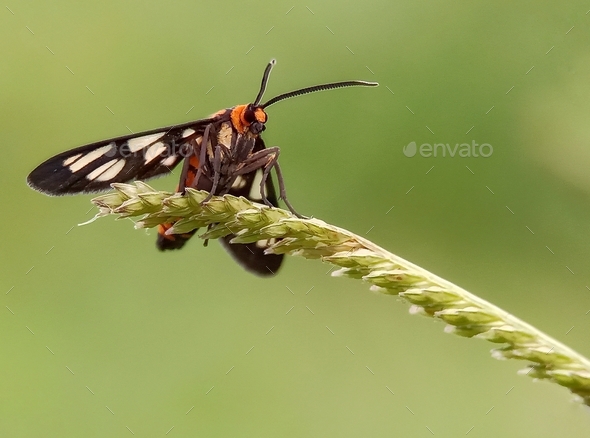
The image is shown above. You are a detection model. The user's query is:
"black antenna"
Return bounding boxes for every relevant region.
[253,59,277,106]
[261,80,378,109]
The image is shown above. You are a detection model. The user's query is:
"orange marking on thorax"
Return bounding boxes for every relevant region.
[231,105,248,134]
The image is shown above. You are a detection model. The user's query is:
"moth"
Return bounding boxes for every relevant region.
[27,59,378,276]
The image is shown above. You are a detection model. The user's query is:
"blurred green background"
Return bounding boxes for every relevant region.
[2,1,590,436]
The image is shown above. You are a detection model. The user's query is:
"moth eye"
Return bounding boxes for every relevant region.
[244,108,256,124]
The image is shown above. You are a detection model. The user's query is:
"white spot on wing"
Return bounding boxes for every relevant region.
[127,133,164,153]
[231,176,246,190]
[182,128,195,138]
[69,144,114,172]
[249,170,263,200]
[63,153,82,166]
[86,159,126,182]
[161,156,177,167]
[144,142,167,163]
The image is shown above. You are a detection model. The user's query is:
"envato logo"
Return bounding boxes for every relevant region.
[403,141,493,158]
[102,138,190,159]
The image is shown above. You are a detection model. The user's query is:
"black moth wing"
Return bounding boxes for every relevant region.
[27,119,213,195]
[220,137,283,276]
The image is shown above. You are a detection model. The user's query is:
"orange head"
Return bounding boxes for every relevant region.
[230,104,268,135]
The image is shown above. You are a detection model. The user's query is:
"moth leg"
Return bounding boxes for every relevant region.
[177,143,194,194]
[236,147,304,218]
[272,159,305,218]
[258,148,304,218]
[258,148,279,208]
[234,149,274,178]
[202,143,224,203]
[193,123,213,189]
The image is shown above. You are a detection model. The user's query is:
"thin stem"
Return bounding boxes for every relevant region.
[86,182,590,405]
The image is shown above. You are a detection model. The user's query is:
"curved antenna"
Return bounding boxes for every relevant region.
[253,59,277,106]
[261,80,378,109]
